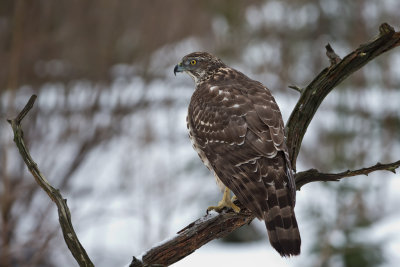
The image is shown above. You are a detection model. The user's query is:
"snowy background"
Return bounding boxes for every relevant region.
[1,1,400,267]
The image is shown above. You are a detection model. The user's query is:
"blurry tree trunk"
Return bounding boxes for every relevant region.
[6,0,26,92]
[0,1,27,265]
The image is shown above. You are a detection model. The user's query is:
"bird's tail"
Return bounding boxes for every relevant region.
[264,204,301,256]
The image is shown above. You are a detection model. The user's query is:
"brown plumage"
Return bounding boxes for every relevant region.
[174,52,301,256]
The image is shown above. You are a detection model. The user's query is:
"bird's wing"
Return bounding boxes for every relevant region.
[188,78,295,218]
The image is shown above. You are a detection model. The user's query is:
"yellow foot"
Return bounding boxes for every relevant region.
[207,188,240,213]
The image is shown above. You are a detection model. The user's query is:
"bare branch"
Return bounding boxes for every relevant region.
[7,95,94,267]
[295,160,400,190]
[288,85,303,93]
[325,43,341,65]
[285,22,400,171]
[6,95,37,125]
[130,202,254,267]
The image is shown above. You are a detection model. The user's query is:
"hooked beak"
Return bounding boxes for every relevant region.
[174,62,185,76]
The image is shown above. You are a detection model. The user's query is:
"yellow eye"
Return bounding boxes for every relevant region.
[190,60,197,65]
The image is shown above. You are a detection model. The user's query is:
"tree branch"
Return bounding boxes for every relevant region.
[295,160,400,190]
[130,204,254,267]
[130,23,400,267]
[285,22,400,171]
[7,95,94,267]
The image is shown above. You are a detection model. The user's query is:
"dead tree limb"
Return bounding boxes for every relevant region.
[130,23,400,267]
[295,160,400,190]
[285,22,400,171]
[7,95,94,267]
[131,204,255,267]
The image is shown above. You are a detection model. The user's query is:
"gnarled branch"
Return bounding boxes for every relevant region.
[285,22,400,171]
[7,95,94,267]
[295,160,400,190]
[131,204,254,267]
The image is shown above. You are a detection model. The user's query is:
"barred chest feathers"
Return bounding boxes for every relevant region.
[186,115,226,191]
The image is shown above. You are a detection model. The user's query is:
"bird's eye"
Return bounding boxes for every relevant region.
[190,60,197,65]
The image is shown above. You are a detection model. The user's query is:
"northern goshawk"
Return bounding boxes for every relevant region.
[174,52,301,256]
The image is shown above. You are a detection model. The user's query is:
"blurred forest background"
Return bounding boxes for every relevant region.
[1,0,400,266]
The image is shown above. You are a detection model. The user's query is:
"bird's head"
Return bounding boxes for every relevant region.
[174,52,225,83]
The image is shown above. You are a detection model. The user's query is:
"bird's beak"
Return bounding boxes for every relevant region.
[174,62,185,76]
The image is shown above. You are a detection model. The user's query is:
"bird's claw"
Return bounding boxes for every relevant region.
[207,188,240,214]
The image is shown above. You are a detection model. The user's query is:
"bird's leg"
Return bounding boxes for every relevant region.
[207,187,241,213]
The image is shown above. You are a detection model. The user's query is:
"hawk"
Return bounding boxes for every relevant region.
[174,52,301,256]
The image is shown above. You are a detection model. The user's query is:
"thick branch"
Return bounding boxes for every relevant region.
[131,160,399,266]
[285,23,400,171]
[130,202,254,267]
[131,23,400,267]
[7,95,94,267]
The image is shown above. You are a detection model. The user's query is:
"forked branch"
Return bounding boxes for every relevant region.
[285,22,400,171]
[7,95,94,267]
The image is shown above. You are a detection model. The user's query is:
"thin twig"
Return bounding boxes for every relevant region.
[295,160,400,190]
[288,85,303,93]
[325,43,341,65]
[7,95,94,267]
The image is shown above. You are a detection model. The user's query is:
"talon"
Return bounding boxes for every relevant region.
[230,202,241,213]
[207,205,223,213]
[207,188,241,213]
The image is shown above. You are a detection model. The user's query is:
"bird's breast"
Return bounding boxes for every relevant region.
[186,114,212,171]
